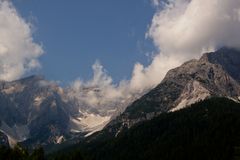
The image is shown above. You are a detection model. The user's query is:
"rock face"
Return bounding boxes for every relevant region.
[207,48,240,83]
[0,75,71,147]
[105,48,240,136]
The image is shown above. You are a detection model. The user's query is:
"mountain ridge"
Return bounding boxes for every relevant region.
[0,74,141,148]
[102,47,240,137]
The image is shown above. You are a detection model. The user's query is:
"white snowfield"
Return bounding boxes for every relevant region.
[70,111,111,136]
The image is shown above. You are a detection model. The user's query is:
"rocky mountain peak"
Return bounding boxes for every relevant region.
[0,75,72,148]
[202,47,240,83]
[105,48,240,136]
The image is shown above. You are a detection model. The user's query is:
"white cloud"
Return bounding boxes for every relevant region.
[0,1,43,81]
[68,61,136,115]
[151,0,160,6]
[148,0,240,60]
[132,0,240,92]
[129,54,181,91]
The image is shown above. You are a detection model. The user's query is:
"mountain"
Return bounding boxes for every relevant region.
[103,47,240,137]
[0,75,140,148]
[0,75,73,147]
[49,97,240,160]
[0,47,240,151]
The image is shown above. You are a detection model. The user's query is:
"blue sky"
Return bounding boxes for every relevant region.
[12,0,156,84]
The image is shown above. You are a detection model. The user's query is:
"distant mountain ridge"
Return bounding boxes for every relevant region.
[0,76,140,148]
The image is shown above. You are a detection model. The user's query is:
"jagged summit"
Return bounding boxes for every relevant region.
[203,47,240,82]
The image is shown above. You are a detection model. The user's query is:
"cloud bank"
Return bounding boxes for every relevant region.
[71,0,240,114]
[149,0,240,58]
[0,1,43,81]
[133,0,240,92]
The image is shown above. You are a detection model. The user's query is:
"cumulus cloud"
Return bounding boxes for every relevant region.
[0,0,43,81]
[129,54,180,91]
[68,61,136,115]
[149,0,240,60]
[133,0,240,92]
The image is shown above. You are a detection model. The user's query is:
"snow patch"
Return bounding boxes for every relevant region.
[6,135,17,148]
[70,112,111,136]
[78,112,111,130]
[227,96,240,103]
[84,120,110,137]
[56,135,64,144]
